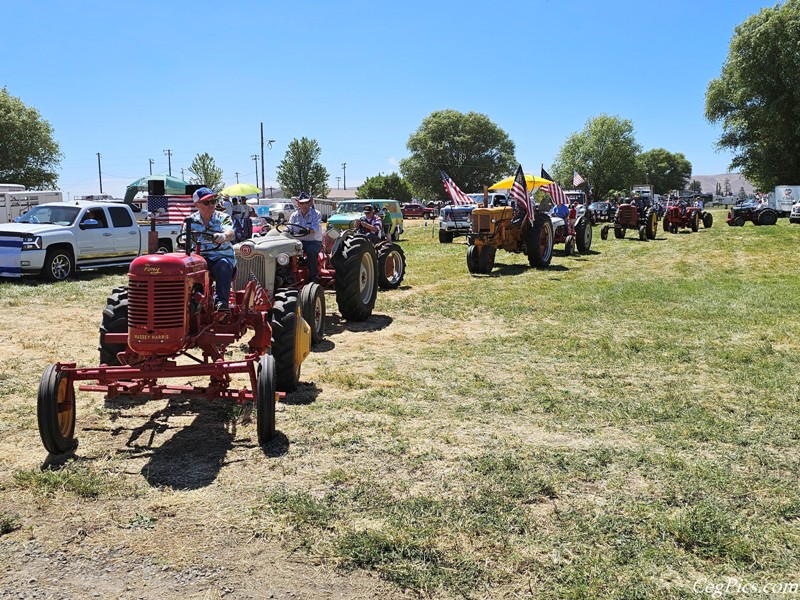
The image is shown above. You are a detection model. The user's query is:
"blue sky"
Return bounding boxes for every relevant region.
[3,0,768,199]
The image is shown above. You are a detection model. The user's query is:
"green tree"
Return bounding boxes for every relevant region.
[276,137,330,198]
[188,152,224,191]
[0,88,62,189]
[635,148,692,194]
[400,110,516,201]
[551,114,640,200]
[356,172,412,202]
[689,179,703,193]
[705,1,800,189]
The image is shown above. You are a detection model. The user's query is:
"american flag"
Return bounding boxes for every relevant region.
[508,165,534,225]
[573,170,586,187]
[249,272,269,308]
[440,170,476,205]
[147,195,196,224]
[541,180,569,206]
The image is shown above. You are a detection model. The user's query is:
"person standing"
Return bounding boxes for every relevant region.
[288,192,323,282]
[184,187,236,312]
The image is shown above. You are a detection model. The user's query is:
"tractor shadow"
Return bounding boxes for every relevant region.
[282,381,322,406]
[486,263,570,277]
[322,313,393,340]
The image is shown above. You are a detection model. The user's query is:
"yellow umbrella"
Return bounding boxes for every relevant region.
[489,174,553,191]
[220,183,261,197]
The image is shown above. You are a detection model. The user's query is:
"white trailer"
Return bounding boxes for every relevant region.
[0,187,63,223]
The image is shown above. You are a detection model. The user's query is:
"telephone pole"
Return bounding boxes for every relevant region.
[148,158,154,175]
[163,149,172,176]
[336,176,341,189]
[260,123,265,198]
[235,172,240,184]
[342,162,347,190]
[180,168,185,180]
[97,153,103,193]
[251,154,259,189]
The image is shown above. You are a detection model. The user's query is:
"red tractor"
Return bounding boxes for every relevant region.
[600,200,658,241]
[662,201,713,233]
[37,226,312,455]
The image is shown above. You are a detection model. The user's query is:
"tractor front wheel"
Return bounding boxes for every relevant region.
[600,225,609,240]
[733,216,745,227]
[638,225,647,241]
[646,208,658,239]
[256,354,276,445]
[467,245,480,274]
[564,235,576,256]
[478,245,496,273]
[37,364,76,454]
[614,226,625,239]
[300,283,325,345]
[99,286,129,366]
[703,212,713,228]
[691,212,699,232]
[377,242,406,289]
[333,235,378,321]
[271,289,305,392]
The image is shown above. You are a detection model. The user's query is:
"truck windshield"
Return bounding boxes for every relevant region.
[17,205,80,226]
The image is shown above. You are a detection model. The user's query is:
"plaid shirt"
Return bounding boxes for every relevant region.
[184,210,235,259]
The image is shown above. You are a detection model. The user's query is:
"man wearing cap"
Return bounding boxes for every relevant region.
[288,193,322,283]
[357,204,383,243]
[185,187,236,312]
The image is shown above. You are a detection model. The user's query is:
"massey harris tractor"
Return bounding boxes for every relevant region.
[233,221,405,334]
[600,199,658,241]
[37,225,312,455]
[661,201,713,233]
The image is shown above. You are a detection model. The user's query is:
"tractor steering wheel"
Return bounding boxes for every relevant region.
[177,230,224,250]
[277,221,312,238]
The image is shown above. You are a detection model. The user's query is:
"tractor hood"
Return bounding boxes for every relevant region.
[236,229,303,258]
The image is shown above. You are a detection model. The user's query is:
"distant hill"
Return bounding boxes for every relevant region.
[691,173,756,195]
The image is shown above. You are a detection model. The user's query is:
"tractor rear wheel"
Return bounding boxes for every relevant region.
[703,212,713,228]
[527,214,554,268]
[614,226,625,239]
[300,283,325,345]
[438,229,453,243]
[256,354,276,445]
[99,286,129,366]
[759,210,778,225]
[37,364,76,454]
[466,245,480,274]
[600,225,609,240]
[645,208,658,239]
[377,242,406,289]
[576,218,592,253]
[333,235,378,321]
[691,212,699,232]
[271,289,304,392]
[478,245,496,273]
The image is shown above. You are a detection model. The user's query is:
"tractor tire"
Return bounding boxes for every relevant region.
[691,212,699,232]
[600,225,610,241]
[333,235,378,321]
[271,289,303,392]
[638,225,647,241]
[672,222,679,234]
[733,216,745,227]
[526,213,554,268]
[703,212,713,228]
[564,235,576,256]
[662,216,670,233]
[377,242,406,290]
[42,247,74,282]
[466,245,480,274]
[391,227,401,241]
[99,286,129,366]
[37,363,76,454]
[614,226,625,239]
[759,210,778,226]
[645,208,658,239]
[256,354,276,445]
[576,217,592,253]
[300,282,325,345]
[478,245,496,273]
[438,229,454,244]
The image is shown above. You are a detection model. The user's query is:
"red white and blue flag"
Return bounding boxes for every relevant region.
[440,171,476,205]
[248,272,269,308]
[541,180,568,206]
[573,170,586,187]
[508,165,534,225]
[147,195,196,224]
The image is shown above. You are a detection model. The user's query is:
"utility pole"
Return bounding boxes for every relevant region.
[180,168,185,180]
[251,154,259,189]
[235,172,240,184]
[336,176,341,189]
[97,153,103,193]
[268,186,274,198]
[148,158,154,175]
[342,162,347,190]
[260,123,265,198]
[163,149,172,176]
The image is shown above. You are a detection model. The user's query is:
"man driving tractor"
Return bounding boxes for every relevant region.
[357,204,383,243]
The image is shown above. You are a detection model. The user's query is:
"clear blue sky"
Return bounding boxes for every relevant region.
[3,0,768,199]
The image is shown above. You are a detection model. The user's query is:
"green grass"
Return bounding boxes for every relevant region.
[13,462,110,498]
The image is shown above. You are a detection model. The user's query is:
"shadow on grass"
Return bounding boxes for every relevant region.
[325,313,393,336]
[282,381,321,406]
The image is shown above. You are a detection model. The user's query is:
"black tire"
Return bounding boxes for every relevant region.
[526,213,554,268]
[645,208,658,239]
[157,239,173,253]
[98,286,129,366]
[575,217,592,253]
[333,235,378,321]
[759,210,778,226]
[300,282,325,345]
[478,245,496,273]
[377,242,406,290]
[613,226,625,239]
[438,229,454,244]
[391,227,400,241]
[691,212,699,232]
[467,245,480,274]
[43,248,74,282]
[600,225,609,241]
[564,235,576,256]
[703,212,713,228]
[638,225,647,241]
[662,216,669,232]
[733,216,745,227]
[37,364,76,454]
[256,354,276,445]
[271,289,304,392]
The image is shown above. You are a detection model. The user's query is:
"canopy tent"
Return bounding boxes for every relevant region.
[123,174,189,204]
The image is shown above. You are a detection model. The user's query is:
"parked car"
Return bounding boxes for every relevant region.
[267,201,296,222]
[401,202,435,219]
[588,201,615,222]
[327,199,404,240]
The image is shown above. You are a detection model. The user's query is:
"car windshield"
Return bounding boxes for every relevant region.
[335,203,373,214]
[16,205,80,226]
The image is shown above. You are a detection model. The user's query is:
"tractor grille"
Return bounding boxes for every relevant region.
[616,205,635,222]
[128,279,186,329]
[234,254,267,290]
[472,212,492,233]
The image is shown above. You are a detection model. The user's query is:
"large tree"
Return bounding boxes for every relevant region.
[635,148,692,194]
[0,88,62,189]
[705,1,800,189]
[551,114,640,200]
[356,172,412,203]
[400,110,516,201]
[276,137,330,198]
[188,152,224,191]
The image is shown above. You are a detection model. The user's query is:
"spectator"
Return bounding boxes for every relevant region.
[288,193,323,283]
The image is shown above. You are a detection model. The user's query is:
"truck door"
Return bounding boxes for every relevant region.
[107,205,140,257]
[76,208,116,260]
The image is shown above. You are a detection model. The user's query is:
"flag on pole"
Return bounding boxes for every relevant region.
[508,165,534,225]
[440,171,476,205]
[541,180,568,206]
[541,166,554,182]
[147,195,196,224]
[573,170,586,187]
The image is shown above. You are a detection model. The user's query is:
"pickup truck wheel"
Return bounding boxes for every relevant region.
[157,239,173,253]
[377,243,406,289]
[37,364,76,454]
[271,290,304,392]
[333,236,378,321]
[43,248,74,282]
[438,229,454,243]
[99,286,129,366]
[256,354,276,445]
[300,282,325,345]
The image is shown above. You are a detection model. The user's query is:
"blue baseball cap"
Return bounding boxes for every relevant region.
[192,187,217,203]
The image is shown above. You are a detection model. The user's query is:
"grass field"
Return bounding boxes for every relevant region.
[1,209,799,598]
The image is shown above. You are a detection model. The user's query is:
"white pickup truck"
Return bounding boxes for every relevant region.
[0,200,181,281]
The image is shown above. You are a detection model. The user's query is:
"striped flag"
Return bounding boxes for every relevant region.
[147,195,196,224]
[508,165,534,225]
[249,272,269,308]
[573,170,586,187]
[541,180,569,206]
[440,171,476,205]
